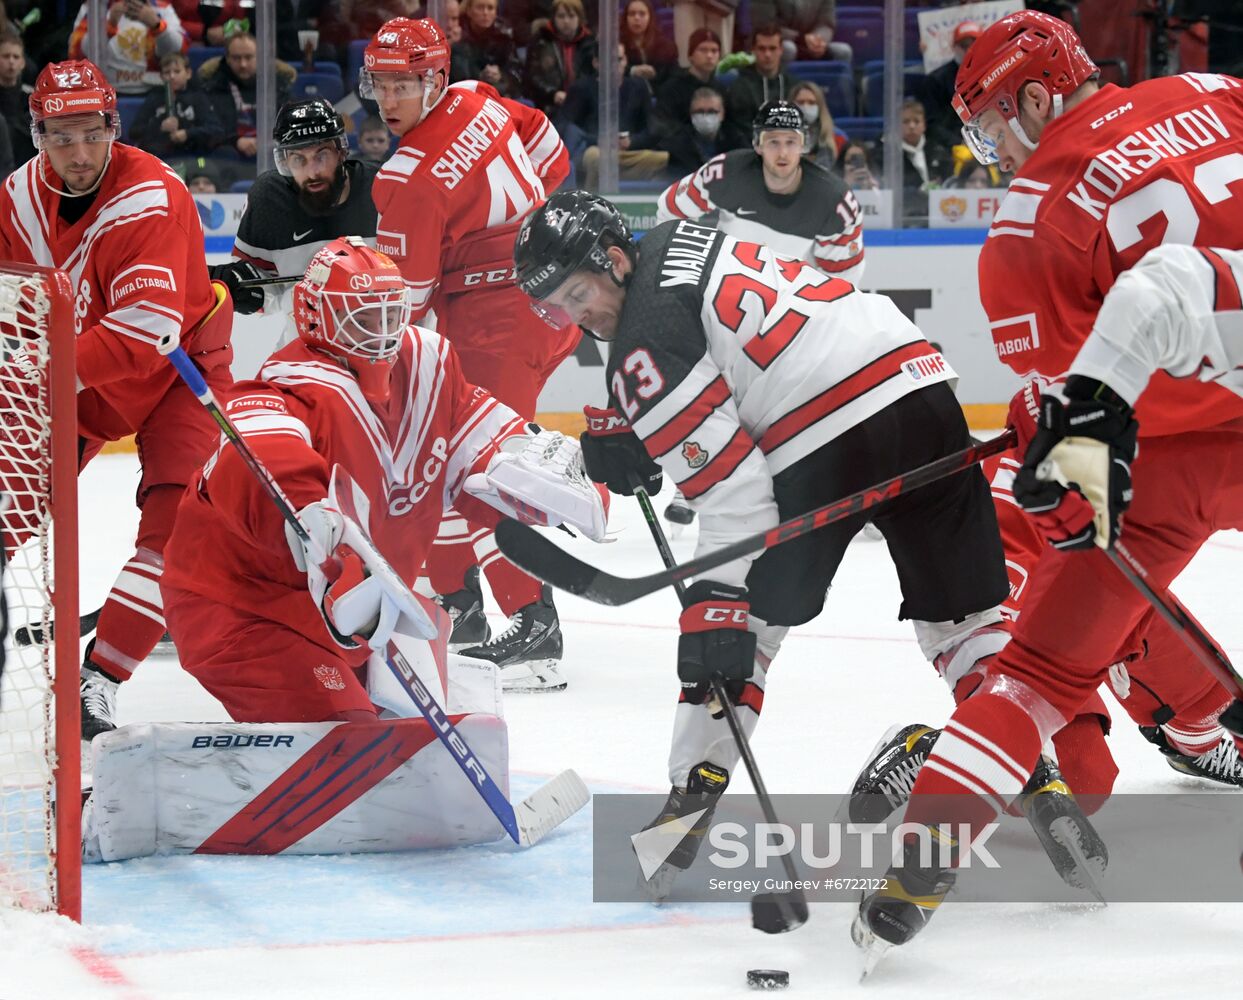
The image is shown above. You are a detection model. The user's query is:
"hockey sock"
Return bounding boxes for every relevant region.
[427,515,542,617]
[904,692,1043,840]
[1050,712,1117,815]
[91,545,166,682]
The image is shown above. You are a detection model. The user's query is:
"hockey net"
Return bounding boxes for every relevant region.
[0,262,80,918]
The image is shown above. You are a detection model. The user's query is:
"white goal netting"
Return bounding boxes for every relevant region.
[0,264,78,916]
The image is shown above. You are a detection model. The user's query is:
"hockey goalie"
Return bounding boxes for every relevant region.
[84,237,607,860]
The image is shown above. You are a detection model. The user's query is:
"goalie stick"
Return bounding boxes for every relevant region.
[631,475,808,934]
[497,431,1017,606]
[163,345,589,847]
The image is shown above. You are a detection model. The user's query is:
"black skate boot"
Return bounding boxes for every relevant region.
[633,762,730,901]
[80,641,120,753]
[458,585,563,692]
[1019,755,1108,900]
[435,565,491,651]
[849,723,940,824]
[852,828,957,979]
[1140,725,1243,787]
[663,490,695,527]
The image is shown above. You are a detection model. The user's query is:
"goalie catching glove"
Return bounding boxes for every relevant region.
[285,500,432,651]
[1012,376,1139,551]
[678,581,757,707]
[465,427,610,542]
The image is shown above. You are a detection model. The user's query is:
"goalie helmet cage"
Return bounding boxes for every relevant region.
[0,261,81,920]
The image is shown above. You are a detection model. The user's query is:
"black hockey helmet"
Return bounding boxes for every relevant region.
[752,99,810,152]
[514,190,635,304]
[273,98,348,176]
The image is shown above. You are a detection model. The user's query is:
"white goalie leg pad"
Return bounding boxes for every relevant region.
[84,714,510,862]
[367,628,503,719]
[912,608,1010,693]
[465,430,609,542]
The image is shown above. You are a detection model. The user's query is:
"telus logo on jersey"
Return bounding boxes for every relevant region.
[389,436,449,514]
[660,222,717,288]
[431,97,511,189]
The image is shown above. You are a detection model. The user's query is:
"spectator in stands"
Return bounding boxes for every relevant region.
[949,159,1002,190]
[130,51,224,158]
[750,0,851,63]
[654,26,722,132]
[922,19,978,150]
[0,106,11,178]
[197,0,250,46]
[275,0,335,64]
[881,97,952,222]
[670,0,736,68]
[657,85,744,176]
[522,0,592,120]
[0,28,34,168]
[454,0,521,97]
[620,0,677,90]
[170,154,223,192]
[568,41,668,189]
[726,25,801,136]
[838,138,878,191]
[356,114,393,165]
[69,0,188,95]
[199,31,294,168]
[789,79,843,169]
[344,0,421,42]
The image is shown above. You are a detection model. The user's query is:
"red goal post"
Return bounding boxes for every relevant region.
[0,261,81,920]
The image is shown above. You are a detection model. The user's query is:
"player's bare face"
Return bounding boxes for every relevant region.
[545,268,625,341]
[289,142,344,195]
[973,106,1034,173]
[757,131,803,193]
[372,73,428,136]
[42,115,112,194]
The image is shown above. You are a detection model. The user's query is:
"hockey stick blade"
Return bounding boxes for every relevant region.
[516,769,590,847]
[497,431,1017,606]
[15,606,102,647]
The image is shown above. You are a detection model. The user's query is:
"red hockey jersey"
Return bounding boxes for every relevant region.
[0,143,232,442]
[979,73,1243,436]
[160,328,525,664]
[371,80,569,322]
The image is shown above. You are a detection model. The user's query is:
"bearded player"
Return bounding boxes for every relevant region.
[160,238,607,722]
[363,17,581,691]
[0,59,234,748]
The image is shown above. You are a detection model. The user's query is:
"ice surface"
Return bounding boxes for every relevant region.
[6,454,1243,999]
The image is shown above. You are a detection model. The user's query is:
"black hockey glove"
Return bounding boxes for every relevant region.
[1012,375,1139,551]
[208,259,266,315]
[579,404,663,497]
[677,580,756,708]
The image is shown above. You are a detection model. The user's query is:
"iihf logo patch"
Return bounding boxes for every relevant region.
[682,441,708,469]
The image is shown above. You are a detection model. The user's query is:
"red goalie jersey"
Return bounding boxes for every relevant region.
[980,72,1243,437]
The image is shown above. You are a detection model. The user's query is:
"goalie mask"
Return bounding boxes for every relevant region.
[953,11,1098,164]
[293,237,411,402]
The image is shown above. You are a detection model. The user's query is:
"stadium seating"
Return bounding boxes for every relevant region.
[788,60,854,119]
[292,72,345,103]
[116,96,143,143]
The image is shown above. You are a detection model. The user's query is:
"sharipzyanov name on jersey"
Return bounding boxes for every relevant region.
[431,95,516,189]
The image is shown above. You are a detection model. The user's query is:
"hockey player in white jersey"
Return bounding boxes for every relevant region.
[514,191,1009,894]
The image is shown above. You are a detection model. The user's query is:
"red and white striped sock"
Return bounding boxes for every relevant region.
[905,692,1044,834]
[89,546,166,683]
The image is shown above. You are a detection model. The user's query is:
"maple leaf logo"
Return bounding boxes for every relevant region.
[681,440,708,469]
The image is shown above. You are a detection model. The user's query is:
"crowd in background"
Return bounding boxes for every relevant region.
[1,0,1241,215]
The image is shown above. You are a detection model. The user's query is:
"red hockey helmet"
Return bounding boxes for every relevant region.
[952,11,1098,164]
[293,237,411,401]
[29,60,120,146]
[360,17,450,121]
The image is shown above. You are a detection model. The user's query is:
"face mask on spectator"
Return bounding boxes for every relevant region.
[692,112,722,137]
[797,102,819,124]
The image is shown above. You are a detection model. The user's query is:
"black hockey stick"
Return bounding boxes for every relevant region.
[235,274,302,289]
[630,476,808,933]
[497,431,1017,606]
[1105,542,1243,737]
[14,605,101,647]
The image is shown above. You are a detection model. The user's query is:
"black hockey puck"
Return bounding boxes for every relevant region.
[747,969,789,990]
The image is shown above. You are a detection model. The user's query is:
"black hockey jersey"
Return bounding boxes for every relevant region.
[231,158,380,312]
[655,148,864,283]
[608,220,952,585]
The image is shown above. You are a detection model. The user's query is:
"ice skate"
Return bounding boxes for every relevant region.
[458,585,564,692]
[435,565,492,651]
[1140,725,1243,787]
[633,762,729,902]
[1019,755,1108,901]
[663,490,694,536]
[848,723,940,824]
[852,830,956,980]
[80,643,119,753]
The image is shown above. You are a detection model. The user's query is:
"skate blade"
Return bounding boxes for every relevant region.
[1048,815,1107,905]
[851,914,892,981]
[638,861,678,903]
